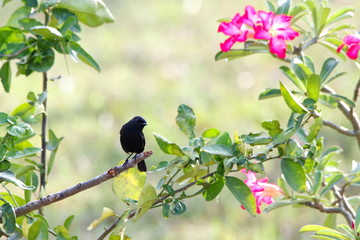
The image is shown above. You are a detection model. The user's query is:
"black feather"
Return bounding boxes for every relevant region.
[120,116,147,172]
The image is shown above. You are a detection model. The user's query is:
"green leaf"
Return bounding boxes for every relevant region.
[47,129,63,175]
[28,219,49,240]
[312,171,323,195]
[57,0,115,27]
[6,147,42,160]
[285,139,302,157]
[326,93,356,108]
[264,200,298,213]
[162,203,170,219]
[87,207,115,230]
[69,42,100,72]
[54,225,71,240]
[202,128,220,138]
[261,120,283,137]
[0,170,35,190]
[0,26,26,51]
[307,74,321,102]
[272,127,297,146]
[148,161,168,172]
[337,224,355,240]
[11,102,43,123]
[162,184,175,197]
[31,26,63,39]
[307,118,323,142]
[279,66,306,92]
[133,184,157,221]
[202,144,233,157]
[176,104,196,139]
[277,0,290,15]
[290,5,307,23]
[153,133,185,156]
[299,224,339,233]
[320,58,339,84]
[319,94,338,108]
[18,18,43,32]
[0,160,11,172]
[319,41,347,62]
[0,146,7,161]
[280,81,308,114]
[47,129,63,151]
[59,15,78,34]
[318,7,331,35]
[241,132,273,146]
[326,7,355,26]
[215,50,256,61]
[29,48,55,72]
[0,61,11,93]
[320,174,344,197]
[265,1,276,12]
[225,176,257,216]
[203,174,225,201]
[112,160,146,202]
[216,132,232,147]
[0,112,8,125]
[6,6,31,27]
[355,206,360,232]
[64,215,75,230]
[258,88,281,100]
[281,158,306,193]
[170,200,186,215]
[323,213,336,229]
[317,147,342,170]
[0,202,16,234]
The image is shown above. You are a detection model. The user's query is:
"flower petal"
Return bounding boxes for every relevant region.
[347,44,360,59]
[269,36,287,58]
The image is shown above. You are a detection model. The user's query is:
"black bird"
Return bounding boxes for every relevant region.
[120,116,147,172]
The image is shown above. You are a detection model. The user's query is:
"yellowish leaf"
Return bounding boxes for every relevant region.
[112,160,146,202]
[87,207,115,230]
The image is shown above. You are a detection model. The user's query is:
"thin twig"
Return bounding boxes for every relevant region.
[0,43,36,58]
[322,86,360,148]
[353,78,360,102]
[12,151,153,218]
[322,120,359,136]
[332,186,355,220]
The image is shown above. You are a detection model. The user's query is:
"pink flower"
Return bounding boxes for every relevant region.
[241,169,283,214]
[218,6,299,58]
[251,8,299,58]
[337,34,360,60]
[217,13,252,52]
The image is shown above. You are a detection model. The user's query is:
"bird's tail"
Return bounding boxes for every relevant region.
[137,160,147,172]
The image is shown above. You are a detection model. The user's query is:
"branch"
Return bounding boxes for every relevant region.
[304,201,353,225]
[322,120,359,136]
[322,86,360,148]
[40,73,48,194]
[13,151,153,218]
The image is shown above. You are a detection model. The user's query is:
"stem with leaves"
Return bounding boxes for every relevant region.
[40,72,48,195]
[98,170,216,240]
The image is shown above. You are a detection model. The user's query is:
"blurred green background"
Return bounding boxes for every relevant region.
[1,0,360,239]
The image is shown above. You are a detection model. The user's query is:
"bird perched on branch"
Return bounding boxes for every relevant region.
[120,116,147,172]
